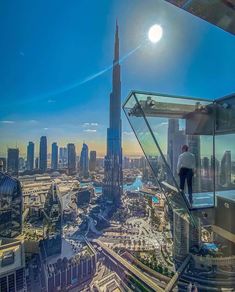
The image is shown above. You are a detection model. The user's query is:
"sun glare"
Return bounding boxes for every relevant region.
[148,24,163,43]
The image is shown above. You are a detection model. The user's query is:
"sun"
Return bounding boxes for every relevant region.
[148,24,163,43]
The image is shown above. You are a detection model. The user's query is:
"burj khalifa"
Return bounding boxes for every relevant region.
[103,21,123,207]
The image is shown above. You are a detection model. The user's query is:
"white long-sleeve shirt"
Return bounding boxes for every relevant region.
[177,151,196,174]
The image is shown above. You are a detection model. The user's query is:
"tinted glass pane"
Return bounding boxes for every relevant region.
[124,93,197,226]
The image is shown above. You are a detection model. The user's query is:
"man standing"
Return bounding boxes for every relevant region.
[177,145,196,205]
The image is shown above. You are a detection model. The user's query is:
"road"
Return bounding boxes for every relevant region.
[94,239,165,292]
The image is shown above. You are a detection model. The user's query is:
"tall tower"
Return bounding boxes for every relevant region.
[51,142,58,170]
[27,141,34,171]
[187,135,201,192]
[43,183,62,256]
[39,136,47,172]
[7,148,19,176]
[80,143,89,178]
[220,150,231,187]
[89,150,97,172]
[67,143,76,175]
[167,119,186,179]
[103,21,123,207]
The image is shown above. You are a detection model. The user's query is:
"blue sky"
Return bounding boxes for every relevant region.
[0,0,235,157]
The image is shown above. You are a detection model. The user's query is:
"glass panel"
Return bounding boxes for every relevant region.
[215,95,235,197]
[214,134,235,193]
[212,95,235,259]
[134,92,215,210]
[123,93,197,226]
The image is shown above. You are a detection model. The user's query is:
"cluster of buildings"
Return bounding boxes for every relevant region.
[0,140,97,177]
[0,166,98,292]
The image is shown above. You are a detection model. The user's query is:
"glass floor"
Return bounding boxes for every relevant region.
[187,189,235,209]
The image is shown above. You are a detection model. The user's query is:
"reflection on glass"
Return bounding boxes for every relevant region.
[124,91,216,212]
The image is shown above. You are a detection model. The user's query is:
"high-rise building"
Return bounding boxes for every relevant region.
[89,150,96,172]
[18,157,25,171]
[43,183,62,257]
[201,156,211,191]
[187,135,201,192]
[173,210,201,264]
[67,143,76,175]
[0,172,22,237]
[39,136,47,172]
[202,157,210,177]
[7,148,19,176]
[211,156,220,189]
[0,157,7,172]
[51,142,58,170]
[103,22,123,206]
[220,150,231,186]
[59,146,67,167]
[27,141,34,171]
[80,143,89,178]
[167,119,186,179]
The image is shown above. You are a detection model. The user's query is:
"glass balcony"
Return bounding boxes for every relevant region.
[123,91,235,220]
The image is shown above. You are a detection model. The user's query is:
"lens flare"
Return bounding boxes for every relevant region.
[148,24,163,43]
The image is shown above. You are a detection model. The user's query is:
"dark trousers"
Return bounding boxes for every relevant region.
[179,167,193,202]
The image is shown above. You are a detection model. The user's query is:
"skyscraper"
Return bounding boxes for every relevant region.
[18,157,25,171]
[173,210,201,264]
[59,146,68,167]
[103,21,122,206]
[89,150,96,172]
[211,156,220,189]
[202,156,211,191]
[51,142,58,170]
[167,119,186,179]
[27,141,34,171]
[0,172,22,238]
[7,148,19,176]
[43,183,62,257]
[187,135,201,192]
[220,150,231,186]
[39,136,47,172]
[80,143,89,178]
[67,143,76,175]
[202,157,210,177]
[0,157,7,172]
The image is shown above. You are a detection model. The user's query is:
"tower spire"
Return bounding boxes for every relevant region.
[114,19,119,63]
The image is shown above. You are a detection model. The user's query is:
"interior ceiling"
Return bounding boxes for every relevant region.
[165,0,235,35]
